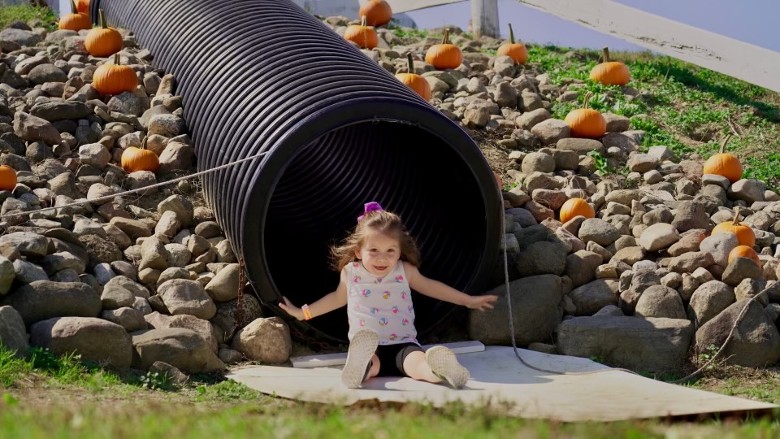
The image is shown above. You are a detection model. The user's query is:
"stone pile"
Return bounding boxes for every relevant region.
[0,15,778,378]
[0,20,287,375]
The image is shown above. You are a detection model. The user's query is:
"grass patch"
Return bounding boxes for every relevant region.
[0,5,57,30]
[0,347,31,387]
[525,45,780,189]
[0,394,779,438]
[686,365,780,405]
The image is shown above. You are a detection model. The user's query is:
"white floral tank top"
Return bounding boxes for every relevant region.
[344,261,418,345]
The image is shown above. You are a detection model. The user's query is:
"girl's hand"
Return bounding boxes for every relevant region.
[466,294,498,311]
[278,296,304,320]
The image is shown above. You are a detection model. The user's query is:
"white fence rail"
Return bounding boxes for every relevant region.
[516,0,780,92]
[384,0,780,92]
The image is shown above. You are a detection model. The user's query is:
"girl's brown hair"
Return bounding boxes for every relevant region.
[331,210,420,271]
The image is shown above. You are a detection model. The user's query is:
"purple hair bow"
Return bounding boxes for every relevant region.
[357,201,383,222]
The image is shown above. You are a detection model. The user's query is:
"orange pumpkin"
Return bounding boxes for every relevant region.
[92,53,137,95]
[589,47,630,86]
[0,165,17,191]
[344,16,378,49]
[359,0,392,27]
[76,0,90,14]
[728,245,760,267]
[496,23,527,65]
[564,93,606,139]
[59,0,92,31]
[425,29,462,70]
[712,207,756,247]
[395,53,431,101]
[121,137,159,173]
[703,134,742,183]
[85,9,123,57]
[559,198,595,224]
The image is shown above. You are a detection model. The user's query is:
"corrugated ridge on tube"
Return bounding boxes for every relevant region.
[91,0,500,343]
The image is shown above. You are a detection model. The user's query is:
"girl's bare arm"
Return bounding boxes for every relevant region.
[279,270,349,320]
[404,262,497,311]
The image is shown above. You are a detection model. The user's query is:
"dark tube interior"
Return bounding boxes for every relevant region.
[89,0,501,343]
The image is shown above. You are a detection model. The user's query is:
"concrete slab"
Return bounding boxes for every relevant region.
[227,346,777,422]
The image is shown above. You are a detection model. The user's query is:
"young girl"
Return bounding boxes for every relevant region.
[279,202,497,389]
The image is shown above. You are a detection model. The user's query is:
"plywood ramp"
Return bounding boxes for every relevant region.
[227,346,777,422]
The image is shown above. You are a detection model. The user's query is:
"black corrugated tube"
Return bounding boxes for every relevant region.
[89,0,501,343]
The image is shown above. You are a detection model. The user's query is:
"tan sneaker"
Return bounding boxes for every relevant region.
[426,346,470,389]
[341,329,378,389]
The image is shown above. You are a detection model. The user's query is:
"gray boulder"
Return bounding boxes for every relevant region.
[30,317,132,367]
[470,274,563,345]
[558,316,693,375]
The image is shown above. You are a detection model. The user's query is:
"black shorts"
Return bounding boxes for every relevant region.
[375,343,423,377]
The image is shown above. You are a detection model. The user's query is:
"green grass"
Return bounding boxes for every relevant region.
[387,25,429,41]
[3,345,780,438]
[0,5,57,30]
[526,45,780,189]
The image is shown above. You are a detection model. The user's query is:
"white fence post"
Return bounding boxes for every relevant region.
[471,0,499,38]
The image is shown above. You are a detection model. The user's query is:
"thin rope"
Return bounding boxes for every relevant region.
[229,256,247,341]
[0,150,269,221]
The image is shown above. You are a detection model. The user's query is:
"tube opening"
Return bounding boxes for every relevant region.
[262,121,492,342]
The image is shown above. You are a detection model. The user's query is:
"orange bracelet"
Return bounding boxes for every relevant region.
[302,304,312,320]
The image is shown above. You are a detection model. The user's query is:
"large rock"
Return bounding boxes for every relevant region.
[30,317,132,367]
[157,279,216,319]
[695,299,780,367]
[558,316,693,375]
[0,305,28,355]
[687,280,735,327]
[231,317,291,364]
[144,311,219,353]
[0,281,101,325]
[470,274,563,345]
[567,279,619,316]
[131,328,225,373]
[0,256,14,295]
[633,285,686,319]
[204,263,240,302]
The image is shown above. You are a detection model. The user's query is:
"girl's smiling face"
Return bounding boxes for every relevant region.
[355,230,401,277]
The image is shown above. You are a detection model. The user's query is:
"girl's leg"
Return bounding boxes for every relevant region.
[402,346,470,389]
[341,329,379,388]
[402,351,441,383]
[366,354,380,379]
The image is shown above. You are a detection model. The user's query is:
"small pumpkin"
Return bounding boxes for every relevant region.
[559,198,595,224]
[703,134,742,183]
[92,53,137,96]
[59,0,92,31]
[344,16,378,49]
[425,29,462,70]
[76,0,90,14]
[564,93,606,139]
[712,207,756,247]
[359,0,392,27]
[0,164,17,191]
[121,137,159,173]
[589,47,631,86]
[395,53,431,101]
[85,9,123,57]
[496,23,527,65]
[728,245,760,267]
